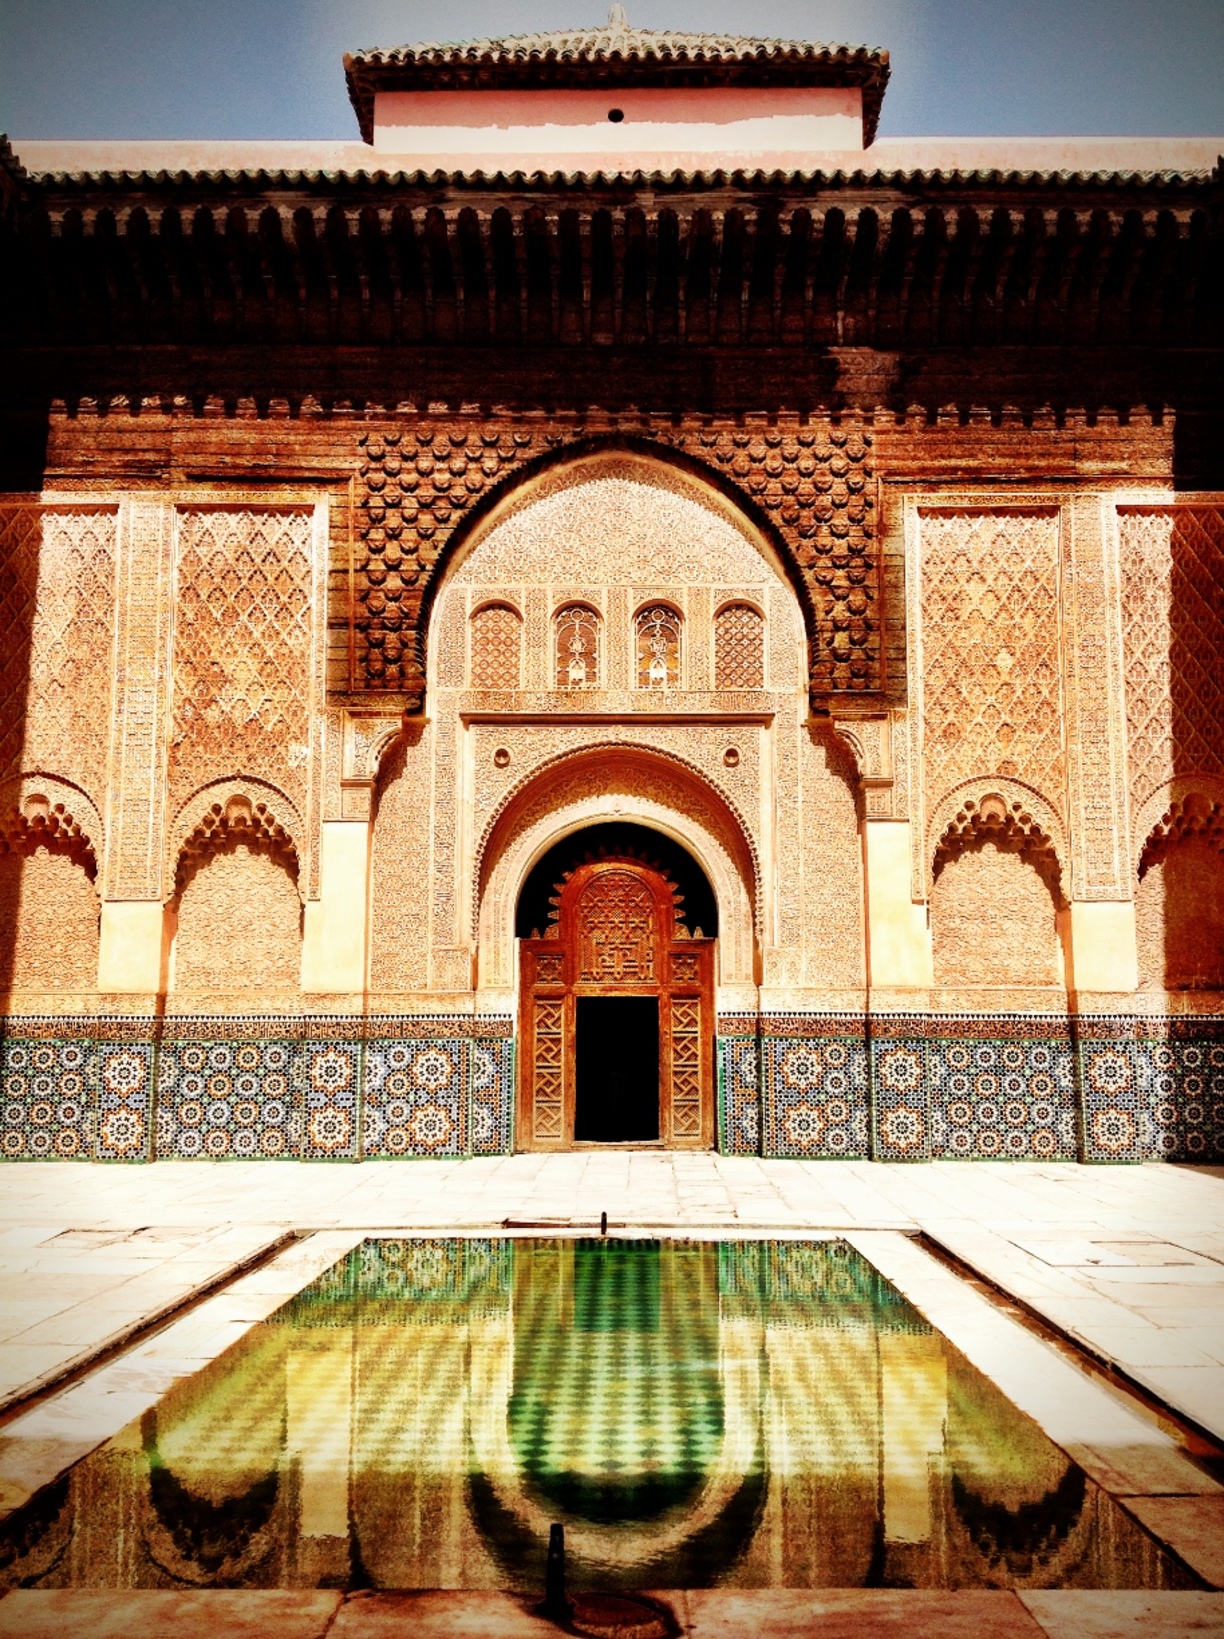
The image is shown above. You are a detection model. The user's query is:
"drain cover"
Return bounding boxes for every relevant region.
[569,1593,675,1639]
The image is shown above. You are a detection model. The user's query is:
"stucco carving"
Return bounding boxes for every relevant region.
[0,777,102,993]
[0,505,117,813]
[477,746,758,993]
[1120,505,1224,819]
[169,778,303,903]
[928,778,1068,899]
[173,840,302,995]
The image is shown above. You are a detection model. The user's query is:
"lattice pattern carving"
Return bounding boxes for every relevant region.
[350,417,878,705]
[714,603,764,689]
[1120,507,1224,816]
[577,870,657,982]
[636,605,682,689]
[921,511,1064,813]
[169,510,314,819]
[555,604,600,688]
[671,995,702,1140]
[531,997,564,1142]
[470,603,522,689]
[0,507,116,803]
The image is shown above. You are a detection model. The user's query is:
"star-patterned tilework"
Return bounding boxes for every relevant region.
[0,1013,1220,1162]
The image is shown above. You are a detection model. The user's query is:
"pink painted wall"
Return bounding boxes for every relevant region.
[371,84,865,161]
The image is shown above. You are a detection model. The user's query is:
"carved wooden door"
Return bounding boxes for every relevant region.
[518,858,714,1150]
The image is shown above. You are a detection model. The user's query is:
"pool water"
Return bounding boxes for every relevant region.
[0,1238,1194,1593]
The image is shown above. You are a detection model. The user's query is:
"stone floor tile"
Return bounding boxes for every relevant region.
[327,1591,566,1636]
[1018,1591,1224,1637]
[0,1590,343,1638]
[1063,1440,1223,1499]
[1074,1326,1219,1369]
[1129,1368,1224,1441]
[1123,1496,1224,1589]
[669,1589,1045,1637]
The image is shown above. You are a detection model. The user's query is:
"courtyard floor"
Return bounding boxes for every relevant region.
[1,1156,1223,1635]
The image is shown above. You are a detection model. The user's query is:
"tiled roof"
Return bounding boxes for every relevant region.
[343,6,890,143]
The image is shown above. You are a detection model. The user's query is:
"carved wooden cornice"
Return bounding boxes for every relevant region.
[1,168,1218,353]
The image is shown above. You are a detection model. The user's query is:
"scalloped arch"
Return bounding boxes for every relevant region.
[926,776,1067,894]
[1133,775,1224,879]
[168,776,303,901]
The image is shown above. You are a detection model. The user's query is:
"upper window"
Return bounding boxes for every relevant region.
[470,603,522,689]
[714,603,764,689]
[636,605,682,689]
[555,604,600,688]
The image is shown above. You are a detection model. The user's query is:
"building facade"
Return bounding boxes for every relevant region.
[1,15,1222,1164]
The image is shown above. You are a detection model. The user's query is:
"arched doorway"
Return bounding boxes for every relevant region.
[517,830,716,1150]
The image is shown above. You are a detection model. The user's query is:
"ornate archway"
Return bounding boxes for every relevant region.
[518,854,715,1151]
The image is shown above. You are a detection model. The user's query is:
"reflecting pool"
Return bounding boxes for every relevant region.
[0,1238,1194,1592]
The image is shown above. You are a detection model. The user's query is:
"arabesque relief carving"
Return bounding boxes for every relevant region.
[0,505,116,808]
[1120,506,1224,820]
[1135,788,1224,992]
[0,785,100,994]
[170,508,319,893]
[931,793,1066,989]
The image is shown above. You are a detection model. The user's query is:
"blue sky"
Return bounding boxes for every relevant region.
[1,0,1221,140]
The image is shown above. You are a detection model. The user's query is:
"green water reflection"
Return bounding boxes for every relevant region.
[0,1238,1193,1593]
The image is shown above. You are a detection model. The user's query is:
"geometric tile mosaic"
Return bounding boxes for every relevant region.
[156,1034,302,1160]
[716,1032,760,1155]
[1,1013,1221,1163]
[760,1016,869,1159]
[1,1029,94,1161]
[870,1015,1082,1163]
[1079,1014,1224,1163]
[363,1037,466,1158]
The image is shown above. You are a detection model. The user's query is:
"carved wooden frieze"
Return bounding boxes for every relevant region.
[346,415,877,708]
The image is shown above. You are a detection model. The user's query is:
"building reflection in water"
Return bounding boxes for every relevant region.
[0,1239,1193,1592]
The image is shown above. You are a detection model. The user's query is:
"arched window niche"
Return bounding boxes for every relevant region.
[636,603,682,689]
[555,604,601,689]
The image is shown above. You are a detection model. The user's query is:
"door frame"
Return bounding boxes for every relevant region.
[517,857,715,1150]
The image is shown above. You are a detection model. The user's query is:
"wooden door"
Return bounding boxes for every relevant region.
[518,858,715,1150]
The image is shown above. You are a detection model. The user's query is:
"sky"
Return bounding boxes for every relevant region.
[1,0,1221,141]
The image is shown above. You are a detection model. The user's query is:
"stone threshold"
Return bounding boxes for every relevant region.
[3,1588,1224,1638]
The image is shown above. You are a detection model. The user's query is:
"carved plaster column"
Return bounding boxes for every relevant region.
[1061,496,1139,994]
[831,710,933,991]
[301,711,398,994]
[97,500,175,993]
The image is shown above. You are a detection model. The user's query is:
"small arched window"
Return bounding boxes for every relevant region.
[636,604,682,689]
[555,605,600,688]
[714,603,765,689]
[470,603,522,689]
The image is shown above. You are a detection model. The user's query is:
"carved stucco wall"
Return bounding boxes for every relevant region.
[0,846,99,992]
[173,841,302,994]
[931,842,1064,989]
[1136,838,1224,992]
[918,509,1064,824]
[169,508,322,901]
[1120,507,1224,858]
[0,504,116,818]
[368,452,864,1002]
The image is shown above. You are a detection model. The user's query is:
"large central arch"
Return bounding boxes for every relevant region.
[475,744,760,1152]
[476,742,759,997]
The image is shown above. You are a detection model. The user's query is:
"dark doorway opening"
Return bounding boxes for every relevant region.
[574,996,660,1143]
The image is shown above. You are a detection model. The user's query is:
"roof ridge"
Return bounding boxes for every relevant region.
[347,4,882,66]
